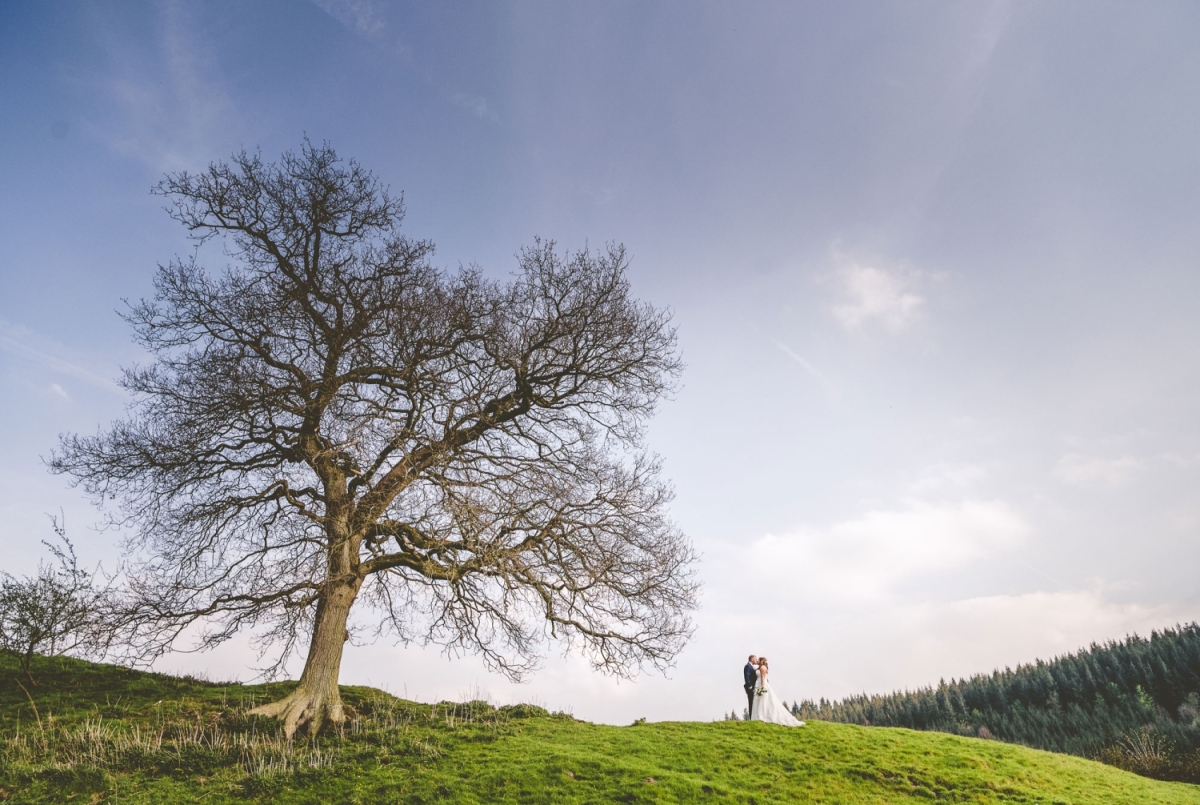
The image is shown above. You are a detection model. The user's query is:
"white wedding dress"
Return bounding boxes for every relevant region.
[751,675,805,727]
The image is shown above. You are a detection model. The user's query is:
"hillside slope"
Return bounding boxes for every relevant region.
[1,655,1197,804]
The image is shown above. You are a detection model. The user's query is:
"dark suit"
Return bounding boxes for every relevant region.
[743,662,758,718]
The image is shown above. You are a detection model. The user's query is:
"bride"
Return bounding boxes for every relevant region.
[751,657,805,727]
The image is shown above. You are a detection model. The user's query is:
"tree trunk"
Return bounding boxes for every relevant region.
[22,647,36,686]
[249,579,359,738]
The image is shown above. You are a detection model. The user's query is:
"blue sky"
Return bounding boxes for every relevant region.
[3,0,1200,723]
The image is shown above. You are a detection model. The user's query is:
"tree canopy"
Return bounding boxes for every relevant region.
[53,141,698,736]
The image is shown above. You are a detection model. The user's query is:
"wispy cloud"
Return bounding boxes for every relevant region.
[907,463,986,495]
[1162,450,1200,470]
[83,1,240,172]
[452,92,497,120]
[312,0,387,38]
[830,261,924,333]
[0,320,122,394]
[1053,453,1144,487]
[952,0,1012,92]
[308,2,493,123]
[772,340,837,398]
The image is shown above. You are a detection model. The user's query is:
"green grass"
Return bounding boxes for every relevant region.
[1,655,1198,803]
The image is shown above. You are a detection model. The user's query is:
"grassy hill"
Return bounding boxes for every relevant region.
[1,655,1198,804]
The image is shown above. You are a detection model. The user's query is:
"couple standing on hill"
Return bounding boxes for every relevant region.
[743,655,805,726]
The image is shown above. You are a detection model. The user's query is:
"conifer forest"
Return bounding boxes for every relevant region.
[791,624,1200,782]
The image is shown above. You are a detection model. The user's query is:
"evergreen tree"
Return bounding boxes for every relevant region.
[806,624,1200,765]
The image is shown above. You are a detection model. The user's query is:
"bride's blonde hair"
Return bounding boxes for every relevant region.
[759,657,768,668]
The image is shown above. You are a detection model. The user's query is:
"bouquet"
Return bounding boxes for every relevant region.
[755,686,767,697]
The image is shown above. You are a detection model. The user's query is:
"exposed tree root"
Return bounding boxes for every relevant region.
[250,684,345,739]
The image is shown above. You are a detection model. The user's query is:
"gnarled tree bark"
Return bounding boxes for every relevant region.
[249,578,359,735]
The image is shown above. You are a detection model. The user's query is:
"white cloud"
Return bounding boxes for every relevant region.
[49,383,69,400]
[1054,453,1144,486]
[830,262,924,332]
[756,587,1198,703]
[143,498,1198,726]
[747,499,1030,603]
[918,588,1176,669]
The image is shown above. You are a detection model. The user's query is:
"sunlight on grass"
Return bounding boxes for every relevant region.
[0,655,1197,803]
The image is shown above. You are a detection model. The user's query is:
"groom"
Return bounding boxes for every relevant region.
[743,655,758,718]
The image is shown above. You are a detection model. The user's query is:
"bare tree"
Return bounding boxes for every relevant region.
[52,141,697,737]
[0,518,115,684]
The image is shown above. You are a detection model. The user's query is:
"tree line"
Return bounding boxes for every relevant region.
[788,624,1200,780]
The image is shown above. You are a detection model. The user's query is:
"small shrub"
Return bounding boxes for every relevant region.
[499,704,549,719]
[0,522,115,684]
[1095,728,1200,784]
